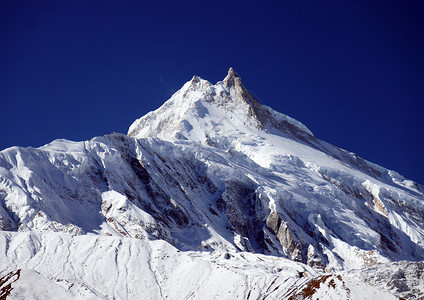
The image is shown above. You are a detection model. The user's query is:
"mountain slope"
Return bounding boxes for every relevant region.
[1,69,423,299]
[127,68,424,268]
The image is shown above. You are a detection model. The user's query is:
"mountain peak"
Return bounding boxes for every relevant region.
[190,75,201,83]
[221,67,260,110]
[128,69,314,143]
[223,67,242,88]
[226,67,238,79]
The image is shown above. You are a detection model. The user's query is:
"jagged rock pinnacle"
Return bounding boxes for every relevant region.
[227,67,238,78]
[187,75,211,92]
[223,67,241,87]
[222,67,262,111]
[191,75,200,83]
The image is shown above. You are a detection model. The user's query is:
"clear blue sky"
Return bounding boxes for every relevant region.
[1,1,423,184]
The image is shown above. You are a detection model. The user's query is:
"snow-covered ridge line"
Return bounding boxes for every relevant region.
[262,104,313,136]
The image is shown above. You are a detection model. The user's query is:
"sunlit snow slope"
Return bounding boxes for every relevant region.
[1,68,423,299]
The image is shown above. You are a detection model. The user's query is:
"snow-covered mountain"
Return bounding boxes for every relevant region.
[1,68,423,299]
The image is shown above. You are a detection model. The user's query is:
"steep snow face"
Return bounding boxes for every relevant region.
[1,69,424,299]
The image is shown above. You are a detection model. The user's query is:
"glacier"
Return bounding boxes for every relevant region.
[0,68,423,299]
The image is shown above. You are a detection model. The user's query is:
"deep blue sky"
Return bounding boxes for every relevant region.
[1,1,423,184]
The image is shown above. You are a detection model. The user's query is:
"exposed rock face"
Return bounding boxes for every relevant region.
[266,210,304,262]
[219,180,266,252]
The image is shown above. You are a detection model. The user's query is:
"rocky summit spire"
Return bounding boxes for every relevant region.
[227,67,238,78]
[222,67,262,110]
[223,67,241,87]
[191,75,200,83]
